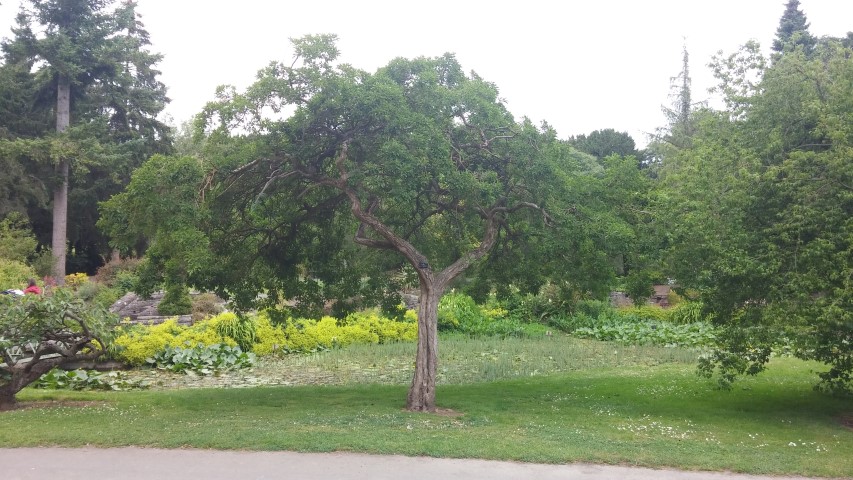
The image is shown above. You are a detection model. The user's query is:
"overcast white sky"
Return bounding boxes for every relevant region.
[2,0,852,146]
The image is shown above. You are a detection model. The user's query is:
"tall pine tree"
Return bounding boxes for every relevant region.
[772,0,817,55]
[1,0,170,278]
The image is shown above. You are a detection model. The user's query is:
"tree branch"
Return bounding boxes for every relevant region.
[436,213,501,289]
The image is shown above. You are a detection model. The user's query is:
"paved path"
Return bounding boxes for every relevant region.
[0,448,826,480]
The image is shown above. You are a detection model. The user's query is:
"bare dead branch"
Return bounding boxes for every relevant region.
[253,169,299,206]
[230,158,261,176]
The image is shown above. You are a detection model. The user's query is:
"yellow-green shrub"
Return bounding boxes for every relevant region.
[616,305,671,322]
[113,319,184,365]
[64,272,88,289]
[344,310,417,343]
[482,306,508,320]
[113,317,236,365]
[114,309,419,362]
[298,316,379,349]
[253,309,417,355]
[252,312,288,356]
[281,322,321,353]
[176,317,237,348]
[667,289,684,306]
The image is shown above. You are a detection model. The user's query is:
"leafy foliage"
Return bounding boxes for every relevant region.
[438,292,541,337]
[99,155,207,300]
[655,33,853,393]
[100,35,638,410]
[568,129,642,162]
[0,213,40,289]
[157,284,192,316]
[112,318,236,366]
[667,301,709,325]
[0,213,37,261]
[213,312,256,351]
[73,278,121,309]
[0,258,35,290]
[33,368,147,391]
[93,257,141,290]
[64,273,89,289]
[0,289,116,408]
[147,343,255,375]
[572,321,716,348]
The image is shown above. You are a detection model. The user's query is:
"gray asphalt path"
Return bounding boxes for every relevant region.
[0,448,826,480]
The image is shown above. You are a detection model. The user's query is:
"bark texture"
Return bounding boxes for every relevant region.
[0,357,61,411]
[406,284,440,411]
[52,74,71,284]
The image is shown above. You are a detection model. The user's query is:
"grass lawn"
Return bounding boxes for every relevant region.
[0,337,851,477]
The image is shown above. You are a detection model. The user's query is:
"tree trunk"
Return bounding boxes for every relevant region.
[0,361,57,411]
[52,74,71,284]
[0,388,18,411]
[340,165,503,412]
[406,281,441,412]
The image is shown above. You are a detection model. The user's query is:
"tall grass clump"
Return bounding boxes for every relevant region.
[212,312,256,351]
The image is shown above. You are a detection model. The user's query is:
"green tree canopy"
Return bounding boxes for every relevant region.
[568,129,641,162]
[772,0,817,55]
[657,37,853,393]
[102,35,631,410]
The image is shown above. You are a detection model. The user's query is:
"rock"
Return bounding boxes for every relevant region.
[109,291,221,325]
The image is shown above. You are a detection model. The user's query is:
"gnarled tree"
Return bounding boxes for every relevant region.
[1,290,115,410]
[103,35,616,411]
